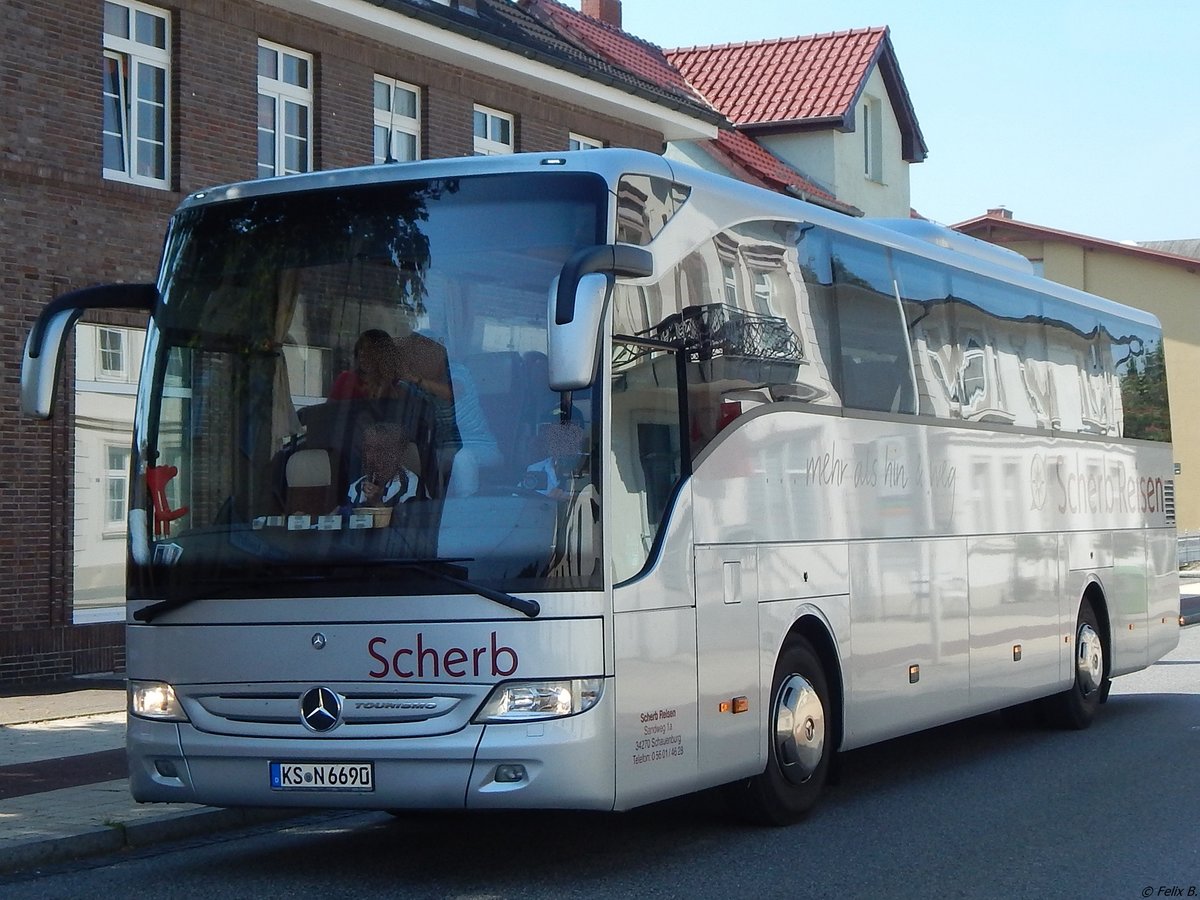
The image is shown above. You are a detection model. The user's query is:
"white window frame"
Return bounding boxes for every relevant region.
[721,261,738,305]
[102,0,171,188]
[751,269,774,314]
[862,95,883,183]
[105,444,130,532]
[96,327,128,381]
[473,104,514,156]
[258,40,313,178]
[373,76,421,164]
[568,133,603,151]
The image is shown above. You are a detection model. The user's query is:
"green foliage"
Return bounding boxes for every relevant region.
[1120,343,1172,442]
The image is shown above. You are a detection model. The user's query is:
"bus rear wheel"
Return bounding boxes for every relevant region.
[727,638,832,825]
[1043,599,1106,730]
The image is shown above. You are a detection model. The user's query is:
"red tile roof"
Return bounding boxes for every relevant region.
[518,0,716,112]
[667,28,889,127]
[667,28,927,162]
[519,0,877,211]
[703,129,859,215]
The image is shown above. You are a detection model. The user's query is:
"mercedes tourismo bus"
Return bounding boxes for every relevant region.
[22,149,1179,823]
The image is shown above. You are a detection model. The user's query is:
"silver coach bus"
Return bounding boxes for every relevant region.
[22,149,1179,823]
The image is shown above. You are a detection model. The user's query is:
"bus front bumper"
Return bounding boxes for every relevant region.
[127,695,616,811]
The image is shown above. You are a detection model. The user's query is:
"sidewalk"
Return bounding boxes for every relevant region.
[0,681,299,874]
[2,579,1198,875]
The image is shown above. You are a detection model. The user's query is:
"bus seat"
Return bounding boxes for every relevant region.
[285,448,336,515]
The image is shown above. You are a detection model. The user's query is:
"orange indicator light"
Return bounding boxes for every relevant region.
[732,696,749,714]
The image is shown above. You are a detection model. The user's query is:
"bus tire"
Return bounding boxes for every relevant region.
[727,638,832,825]
[1043,598,1105,730]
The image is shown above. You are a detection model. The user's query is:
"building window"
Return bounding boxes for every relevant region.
[722,261,738,305]
[258,41,313,177]
[373,76,420,163]
[102,0,170,188]
[862,95,883,183]
[569,133,603,151]
[751,269,774,314]
[473,105,514,155]
[106,445,130,529]
[97,327,127,380]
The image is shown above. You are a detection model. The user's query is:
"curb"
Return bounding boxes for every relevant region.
[0,806,307,875]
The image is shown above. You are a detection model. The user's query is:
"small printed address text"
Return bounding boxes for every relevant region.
[632,706,685,765]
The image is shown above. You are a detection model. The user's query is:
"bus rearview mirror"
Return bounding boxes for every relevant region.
[21,283,157,418]
[548,244,652,392]
[548,273,610,392]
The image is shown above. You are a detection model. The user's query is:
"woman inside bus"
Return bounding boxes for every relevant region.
[329,329,401,400]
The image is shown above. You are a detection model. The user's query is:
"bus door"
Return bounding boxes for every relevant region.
[694,545,762,785]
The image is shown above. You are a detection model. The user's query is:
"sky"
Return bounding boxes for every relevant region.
[561,1,1200,244]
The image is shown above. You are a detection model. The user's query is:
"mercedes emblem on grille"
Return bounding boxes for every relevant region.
[299,686,343,733]
[311,632,327,650]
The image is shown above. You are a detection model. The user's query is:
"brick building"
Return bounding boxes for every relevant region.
[0,0,720,684]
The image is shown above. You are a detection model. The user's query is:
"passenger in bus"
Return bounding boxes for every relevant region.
[445,361,500,497]
[329,329,401,400]
[343,422,420,508]
[329,326,448,398]
[522,420,585,500]
[395,331,454,404]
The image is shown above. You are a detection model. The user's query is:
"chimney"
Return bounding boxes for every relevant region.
[987,206,1013,220]
[582,0,622,28]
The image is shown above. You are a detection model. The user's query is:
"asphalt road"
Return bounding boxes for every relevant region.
[5,627,1198,900]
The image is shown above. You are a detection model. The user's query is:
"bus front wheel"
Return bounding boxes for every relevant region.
[727,638,832,825]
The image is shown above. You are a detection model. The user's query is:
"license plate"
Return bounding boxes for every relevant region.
[270,761,374,792]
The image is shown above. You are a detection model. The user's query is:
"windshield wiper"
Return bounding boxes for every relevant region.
[396,560,540,618]
[132,559,540,623]
[132,573,326,623]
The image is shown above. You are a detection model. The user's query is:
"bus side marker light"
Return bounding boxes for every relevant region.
[1013,644,1022,662]
[718,701,731,713]
[908,665,920,684]
[732,696,749,714]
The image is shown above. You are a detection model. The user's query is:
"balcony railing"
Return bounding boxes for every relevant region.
[614,302,802,372]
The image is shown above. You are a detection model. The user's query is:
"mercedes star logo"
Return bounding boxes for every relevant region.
[1030,454,1048,511]
[300,686,343,733]
[311,632,327,650]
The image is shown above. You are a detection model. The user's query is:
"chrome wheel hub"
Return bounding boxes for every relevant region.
[773,674,826,785]
[1076,622,1103,696]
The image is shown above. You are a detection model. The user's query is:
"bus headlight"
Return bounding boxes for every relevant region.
[129,680,188,722]
[474,678,603,723]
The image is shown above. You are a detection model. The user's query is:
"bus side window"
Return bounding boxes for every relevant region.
[831,237,916,414]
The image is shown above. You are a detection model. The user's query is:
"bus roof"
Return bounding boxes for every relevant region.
[175,148,1162,333]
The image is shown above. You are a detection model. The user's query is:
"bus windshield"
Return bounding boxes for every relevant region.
[131,171,607,602]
